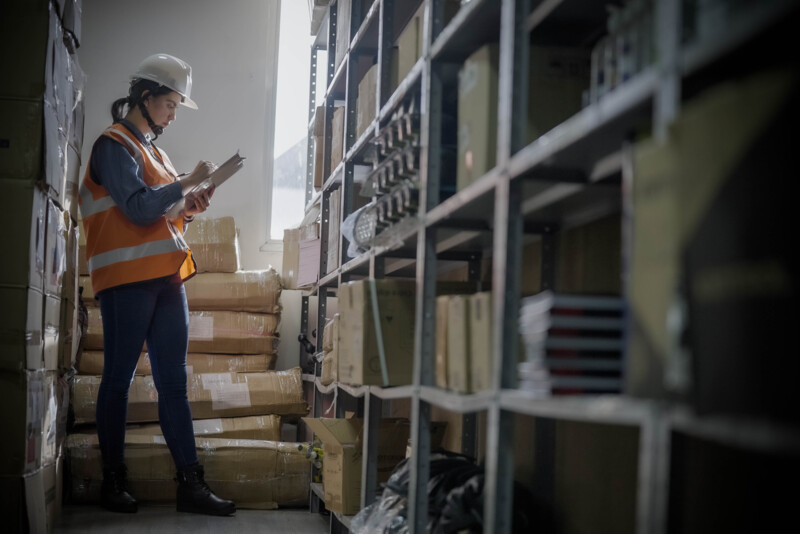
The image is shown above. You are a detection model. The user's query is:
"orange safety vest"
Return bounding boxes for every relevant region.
[79,122,196,295]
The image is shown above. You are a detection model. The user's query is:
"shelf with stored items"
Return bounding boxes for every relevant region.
[296,0,800,533]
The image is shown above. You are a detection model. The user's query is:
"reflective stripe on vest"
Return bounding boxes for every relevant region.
[87,237,186,272]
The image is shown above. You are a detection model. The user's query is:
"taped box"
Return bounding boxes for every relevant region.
[183,216,240,273]
[84,307,280,354]
[0,370,58,476]
[77,351,276,376]
[126,415,283,442]
[66,434,310,509]
[0,457,63,534]
[72,368,309,424]
[302,417,412,515]
[184,269,283,314]
[0,286,44,373]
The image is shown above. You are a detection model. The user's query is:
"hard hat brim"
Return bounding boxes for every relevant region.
[181,96,198,110]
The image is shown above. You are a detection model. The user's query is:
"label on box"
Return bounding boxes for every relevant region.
[192,418,224,435]
[188,315,214,340]
[209,383,251,411]
[201,373,233,388]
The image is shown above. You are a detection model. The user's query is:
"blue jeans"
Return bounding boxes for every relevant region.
[97,273,198,471]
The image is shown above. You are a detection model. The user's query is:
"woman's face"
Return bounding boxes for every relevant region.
[144,91,182,130]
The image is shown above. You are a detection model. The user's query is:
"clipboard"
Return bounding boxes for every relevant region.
[168,151,245,219]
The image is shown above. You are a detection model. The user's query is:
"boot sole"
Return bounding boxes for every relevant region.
[177,503,236,516]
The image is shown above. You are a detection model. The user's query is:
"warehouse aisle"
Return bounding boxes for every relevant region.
[56,505,330,533]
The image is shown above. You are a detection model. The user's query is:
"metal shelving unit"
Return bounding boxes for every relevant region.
[299,0,800,532]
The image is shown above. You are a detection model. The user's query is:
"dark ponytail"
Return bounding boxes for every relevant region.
[109,79,174,127]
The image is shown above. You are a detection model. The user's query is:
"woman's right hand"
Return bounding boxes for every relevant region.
[180,160,217,193]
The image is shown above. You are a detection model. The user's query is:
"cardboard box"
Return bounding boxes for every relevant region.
[0,370,58,476]
[313,135,324,189]
[527,46,590,143]
[334,0,351,74]
[556,213,622,294]
[356,64,378,139]
[183,216,240,273]
[469,291,493,392]
[330,106,345,172]
[78,274,93,304]
[127,415,283,442]
[0,458,62,534]
[0,287,44,372]
[457,43,499,190]
[320,314,340,386]
[44,198,67,297]
[338,279,416,386]
[393,7,422,90]
[59,296,78,372]
[72,368,308,424]
[281,228,300,289]
[0,99,44,183]
[302,417,413,515]
[184,270,282,314]
[188,310,280,354]
[62,213,78,302]
[62,142,81,221]
[77,351,276,376]
[67,434,310,509]
[435,296,450,389]
[43,294,60,371]
[77,216,88,276]
[446,295,471,393]
[327,188,341,273]
[297,238,321,288]
[0,181,46,291]
[0,1,51,100]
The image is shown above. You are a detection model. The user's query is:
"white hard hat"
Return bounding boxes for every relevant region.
[131,53,198,109]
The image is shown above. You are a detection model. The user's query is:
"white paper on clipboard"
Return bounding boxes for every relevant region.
[167,151,246,219]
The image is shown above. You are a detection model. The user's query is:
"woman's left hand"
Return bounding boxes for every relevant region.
[182,185,215,217]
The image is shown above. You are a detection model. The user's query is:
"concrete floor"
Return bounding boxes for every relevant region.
[56,505,330,533]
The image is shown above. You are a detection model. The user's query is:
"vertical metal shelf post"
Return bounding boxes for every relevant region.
[408,1,440,531]
[484,1,528,530]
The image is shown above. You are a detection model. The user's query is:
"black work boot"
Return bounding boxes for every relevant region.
[101,465,138,513]
[176,464,236,516]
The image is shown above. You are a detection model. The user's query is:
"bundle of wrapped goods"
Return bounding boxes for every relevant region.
[1,2,84,528]
[183,216,240,273]
[77,351,276,377]
[71,367,308,424]
[66,434,310,509]
[320,314,340,386]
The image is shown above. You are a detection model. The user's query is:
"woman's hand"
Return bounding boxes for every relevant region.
[180,160,217,193]
[182,185,215,218]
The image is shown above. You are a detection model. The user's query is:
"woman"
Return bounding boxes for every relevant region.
[79,53,235,516]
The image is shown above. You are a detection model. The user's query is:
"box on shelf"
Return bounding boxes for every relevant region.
[338,279,416,386]
[281,228,300,289]
[393,5,423,90]
[43,294,60,371]
[327,188,341,273]
[330,106,345,172]
[356,64,378,139]
[302,417,413,515]
[320,314,340,386]
[0,1,51,100]
[183,216,240,273]
[435,296,450,389]
[334,0,351,74]
[297,238,321,288]
[72,367,308,424]
[0,287,44,373]
[0,370,58,476]
[127,415,283,442]
[527,46,590,143]
[446,295,471,393]
[184,270,282,314]
[0,182,46,292]
[77,351,276,376]
[469,291,493,392]
[457,43,499,190]
[67,434,309,509]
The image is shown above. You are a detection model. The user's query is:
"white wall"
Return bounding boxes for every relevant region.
[79,0,282,271]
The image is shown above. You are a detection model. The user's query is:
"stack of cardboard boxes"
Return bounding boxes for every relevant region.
[0,1,84,531]
[68,216,313,509]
